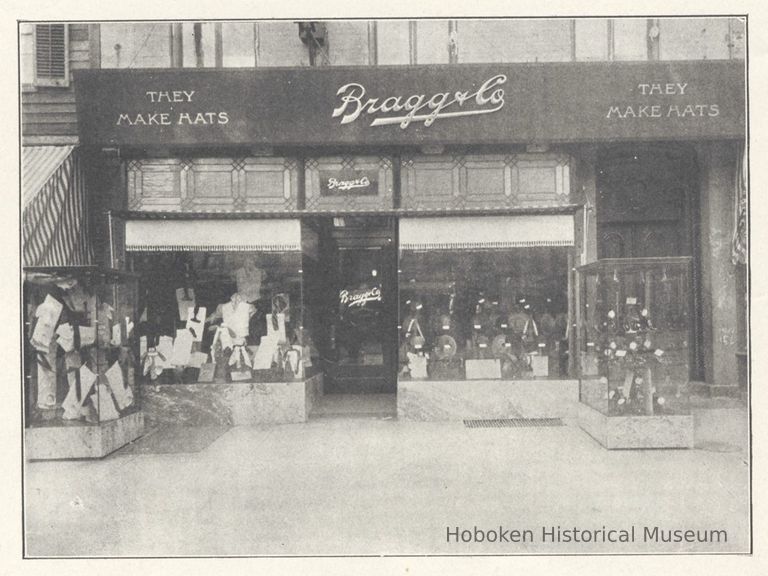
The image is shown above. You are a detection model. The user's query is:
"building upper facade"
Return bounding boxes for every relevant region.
[20,18,747,145]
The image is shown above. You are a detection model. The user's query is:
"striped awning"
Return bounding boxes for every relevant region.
[22,146,93,267]
[732,141,747,265]
[125,219,302,252]
[399,215,575,250]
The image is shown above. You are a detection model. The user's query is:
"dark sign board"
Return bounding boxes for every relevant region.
[319,169,378,196]
[75,61,745,147]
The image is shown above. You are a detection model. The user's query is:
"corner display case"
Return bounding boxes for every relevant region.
[23,267,144,459]
[575,257,694,449]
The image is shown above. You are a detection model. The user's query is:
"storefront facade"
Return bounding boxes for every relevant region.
[62,59,746,427]
[20,20,748,452]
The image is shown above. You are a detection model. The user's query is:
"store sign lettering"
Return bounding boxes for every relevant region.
[606,81,720,120]
[339,286,382,308]
[115,89,230,126]
[328,176,370,191]
[320,170,378,196]
[332,74,507,129]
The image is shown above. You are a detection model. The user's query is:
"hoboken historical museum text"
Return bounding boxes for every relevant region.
[446,525,728,545]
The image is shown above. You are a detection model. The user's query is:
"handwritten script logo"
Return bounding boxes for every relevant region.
[328,176,371,192]
[340,286,382,308]
[332,74,507,129]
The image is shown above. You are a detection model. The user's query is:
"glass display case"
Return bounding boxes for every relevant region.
[398,247,571,381]
[576,257,693,416]
[131,250,316,386]
[23,267,140,428]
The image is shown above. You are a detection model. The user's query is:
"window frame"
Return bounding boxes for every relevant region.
[32,23,70,88]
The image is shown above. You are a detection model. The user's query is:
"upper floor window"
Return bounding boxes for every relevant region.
[325,21,371,65]
[415,20,452,64]
[95,18,744,71]
[255,22,309,67]
[612,19,649,61]
[21,23,70,87]
[458,19,571,63]
[375,21,411,65]
[659,18,734,60]
[100,23,173,68]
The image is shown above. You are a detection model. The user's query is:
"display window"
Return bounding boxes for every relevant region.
[576,257,692,416]
[23,268,139,427]
[132,251,314,384]
[398,247,571,381]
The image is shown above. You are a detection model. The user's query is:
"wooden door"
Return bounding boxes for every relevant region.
[597,149,694,259]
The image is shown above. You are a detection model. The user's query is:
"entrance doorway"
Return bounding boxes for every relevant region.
[595,146,703,380]
[596,147,695,259]
[304,216,398,394]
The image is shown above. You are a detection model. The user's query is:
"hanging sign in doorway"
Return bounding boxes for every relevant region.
[320,170,378,196]
[339,285,382,309]
[339,284,383,327]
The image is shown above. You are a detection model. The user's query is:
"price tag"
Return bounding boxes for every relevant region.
[479,343,488,349]
[442,325,450,330]
[626,297,638,305]
[615,350,627,357]
[443,344,451,350]
[504,342,512,348]
[414,344,422,350]
[500,323,508,329]
[538,343,546,348]
[587,342,595,347]
[473,324,482,330]
[654,349,665,357]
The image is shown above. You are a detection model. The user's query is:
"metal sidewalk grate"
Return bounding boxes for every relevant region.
[463,418,563,429]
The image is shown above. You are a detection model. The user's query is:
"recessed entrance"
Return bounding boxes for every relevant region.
[595,146,703,380]
[304,217,398,394]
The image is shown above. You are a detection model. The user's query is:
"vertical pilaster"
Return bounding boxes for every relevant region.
[577,146,599,265]
[695,141,740,393]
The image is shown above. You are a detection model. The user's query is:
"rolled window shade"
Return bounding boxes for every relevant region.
[125,219,302,252]
[399,215,574,250]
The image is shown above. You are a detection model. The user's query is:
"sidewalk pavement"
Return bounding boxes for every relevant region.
[24,415,750,557]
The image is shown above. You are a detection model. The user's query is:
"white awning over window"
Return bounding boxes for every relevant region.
[399,215,575,250]
[125,219,302,252]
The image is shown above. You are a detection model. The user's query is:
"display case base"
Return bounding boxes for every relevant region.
[577,402,694,449]
[25,411,145,460]
[142,373,324,426]
[689,381,744,399]
[397,379,578,421]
